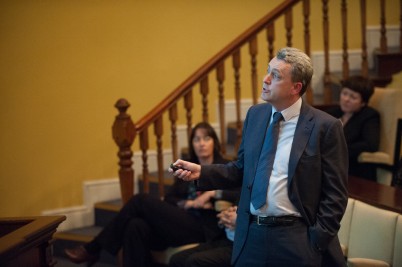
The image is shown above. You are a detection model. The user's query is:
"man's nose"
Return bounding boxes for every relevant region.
[263,74,271,83]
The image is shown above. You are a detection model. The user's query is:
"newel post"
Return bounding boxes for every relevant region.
[112,99,136,204]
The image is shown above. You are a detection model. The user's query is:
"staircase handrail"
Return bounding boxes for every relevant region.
[135,0,299,132]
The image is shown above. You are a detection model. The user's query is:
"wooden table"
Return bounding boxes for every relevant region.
[348,176,402,214]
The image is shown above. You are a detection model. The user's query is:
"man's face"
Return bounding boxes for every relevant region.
[260,57,300,110]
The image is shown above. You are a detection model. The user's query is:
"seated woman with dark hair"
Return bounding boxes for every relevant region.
[64,122,240,267]
[327,75,380,181]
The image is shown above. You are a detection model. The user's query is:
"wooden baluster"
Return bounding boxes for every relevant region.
[154,116,164,198]
[216,62,226,156]
[360,0,369,77]
[184,90,193,140]
[249,36,258,105]
[303,0,313,104]
[285,8,293,47]
[400,0,402,52]
[200,76,209,122]
[266,22,275,61]
[380,0,388,53]
[341,0,349,80]
[169,103,178,161]
[112,99,136,204]
[233,49,242,153]
[303,0,311,56]
[139,129,149,194]
[322,0,332,104]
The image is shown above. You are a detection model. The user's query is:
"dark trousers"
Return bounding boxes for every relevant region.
[92,194,220,267]
[169,238,233,267]
[234,220,323,267]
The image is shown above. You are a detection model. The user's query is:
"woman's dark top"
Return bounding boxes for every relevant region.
[327,105,380,179]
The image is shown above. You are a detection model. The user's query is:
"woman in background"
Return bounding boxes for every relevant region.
[64,122,240,267]
[327,75,380,181]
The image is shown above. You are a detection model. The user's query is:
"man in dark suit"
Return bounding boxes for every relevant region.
[171,47,348,267]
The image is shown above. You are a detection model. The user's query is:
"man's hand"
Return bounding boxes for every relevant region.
[168,159,201,181]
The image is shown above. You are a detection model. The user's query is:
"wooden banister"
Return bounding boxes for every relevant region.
[360,0,369,77]
[112,99,136,204]
[341,0,349,80]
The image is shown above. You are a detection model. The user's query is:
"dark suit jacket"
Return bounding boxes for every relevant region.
[197,100,349,265]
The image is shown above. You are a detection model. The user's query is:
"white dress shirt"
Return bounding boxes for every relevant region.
[250,97,302,217]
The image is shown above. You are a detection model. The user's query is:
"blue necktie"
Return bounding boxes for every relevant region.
[251,112,284,209]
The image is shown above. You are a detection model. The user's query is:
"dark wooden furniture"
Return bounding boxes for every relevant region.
[349,176,402,214]
[0,215,66,267]
[393,118,402,187]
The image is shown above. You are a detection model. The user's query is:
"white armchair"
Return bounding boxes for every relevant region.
[358,87,402,185]
[341,200,400,267]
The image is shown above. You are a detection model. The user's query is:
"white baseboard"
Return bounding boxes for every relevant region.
[42,178,121,231]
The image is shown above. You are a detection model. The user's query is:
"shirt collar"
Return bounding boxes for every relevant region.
[272,97,302,122]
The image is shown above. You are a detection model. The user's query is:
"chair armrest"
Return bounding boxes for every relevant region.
[358,152,391,165]
[347,258,390,267]
[340,244,347,257]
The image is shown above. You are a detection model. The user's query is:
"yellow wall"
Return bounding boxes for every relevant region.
[0,0,399,217]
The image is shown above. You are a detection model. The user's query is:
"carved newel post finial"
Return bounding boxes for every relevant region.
[112,98,136,204]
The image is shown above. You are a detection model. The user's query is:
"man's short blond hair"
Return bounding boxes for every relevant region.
[276,47,313,95]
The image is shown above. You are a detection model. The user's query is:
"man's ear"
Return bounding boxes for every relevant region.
[292,82,303,95]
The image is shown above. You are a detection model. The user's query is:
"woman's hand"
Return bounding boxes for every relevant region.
[191,191,215,209]
[183,191,215,210]
[169,159,201,181]
[217,206,237,230]
[183,199,213,210]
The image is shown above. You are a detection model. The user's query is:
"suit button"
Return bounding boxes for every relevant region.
[247,185,252,190]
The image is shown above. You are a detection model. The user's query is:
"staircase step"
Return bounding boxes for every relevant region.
[55,226,101,243]
[374,46,402,77]
[53,226,118,266]
[95,199,122,227]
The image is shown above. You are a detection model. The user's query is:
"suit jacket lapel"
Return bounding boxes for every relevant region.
[288,102,315,183]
